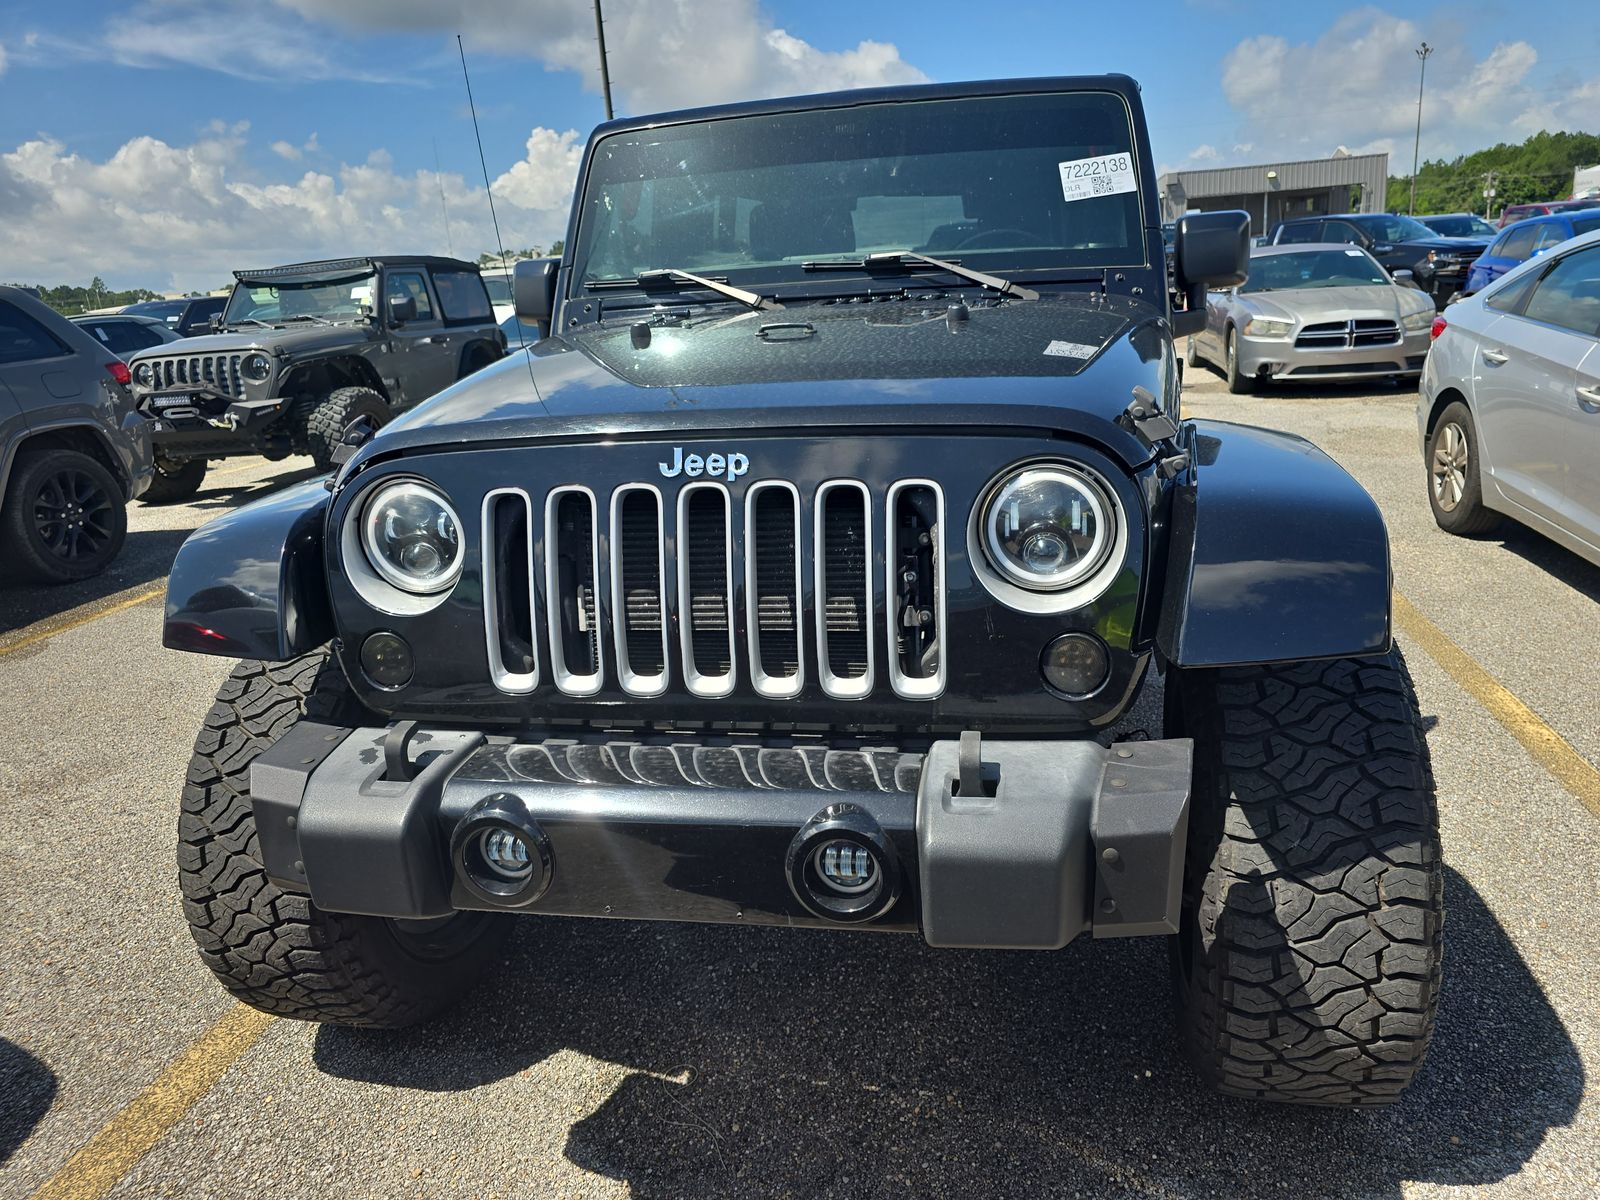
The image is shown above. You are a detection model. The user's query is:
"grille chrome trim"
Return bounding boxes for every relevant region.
[885,479,946,700]
[814,479,874,700]
[609,483,670,697]
[744,480,805,700]
[676,481,737,698]
[481,488,538,693]
[544,486,604,697]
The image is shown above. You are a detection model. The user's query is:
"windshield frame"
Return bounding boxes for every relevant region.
[566,88,1153,306]
[222,269,378,327]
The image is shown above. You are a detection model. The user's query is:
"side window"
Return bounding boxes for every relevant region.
[1323,221,1366,246]
[1485,269,1541,314]
[128,324,167,350]
[384,272,436,321]
[0,301,70,365]
[1487,233,1510,258]
[96,323,144,355]
[1276,222,1322,244]
[1521,246,1600,337]
[1532,224,1571,254]
[85,323,114,346]
[431,270,494,323]
[1498,225,1539,262]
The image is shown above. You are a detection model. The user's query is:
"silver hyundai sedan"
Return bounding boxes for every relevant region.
[1187,243,1436,392]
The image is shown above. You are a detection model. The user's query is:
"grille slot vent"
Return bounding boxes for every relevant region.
[481,489,537,693]
[886,481,944,698]
[745,482,803,697]
[151,354,245,397]
[545,487,603,695]
[815,481,873,698]
[677,483,735,696]
[610,485,668,694]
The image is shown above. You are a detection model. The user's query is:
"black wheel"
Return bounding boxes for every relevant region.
[141,455,208,504]
[305,386,390,471]
[1,448,126,584]
[1185,334,1202,370]
[178,651,512,1027]
[1166,649,1443,1106]
[1224,327,1250,394]
[1426,400,1499,535]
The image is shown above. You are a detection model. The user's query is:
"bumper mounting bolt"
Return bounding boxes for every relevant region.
[1101,846,1120,865]
[1100,897,1117,914]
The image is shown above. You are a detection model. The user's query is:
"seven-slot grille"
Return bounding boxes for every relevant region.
[480,479,944,702]
[1294,319,1401,350]
[143,353,249,397]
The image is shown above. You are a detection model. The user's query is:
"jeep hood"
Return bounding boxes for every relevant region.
[129,323,380,360]
[370,292,1170,468]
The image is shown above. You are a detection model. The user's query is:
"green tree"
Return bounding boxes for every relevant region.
[1387,129,1600,217]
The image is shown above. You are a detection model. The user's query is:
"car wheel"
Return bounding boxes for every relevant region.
[1426,401,1499,535]
[1224,328,1250,394]
[305,387,390,472]
[0,447,127,585]
[1185,335,1202,370]
[141,455,208,504]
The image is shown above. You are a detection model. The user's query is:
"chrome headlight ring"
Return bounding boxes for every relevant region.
[242,352,272,382]
[357,480,464,595]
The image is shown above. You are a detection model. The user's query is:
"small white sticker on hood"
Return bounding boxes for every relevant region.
[1058,153,1138,203]
[1044,340,1099,358]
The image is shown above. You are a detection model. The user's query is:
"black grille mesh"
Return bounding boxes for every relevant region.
[555,493,598,675]
[821,488,869,679]
[683,489,732,676]
[751,488,800,679]
[617,490,664,675]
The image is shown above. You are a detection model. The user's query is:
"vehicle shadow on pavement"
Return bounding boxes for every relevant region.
[1494,524,1600,602]
[312,865,1580,1199]
[0,1037,56,1166]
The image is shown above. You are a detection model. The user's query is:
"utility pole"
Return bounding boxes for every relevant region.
[1409,42,1433,215]
[1482,170,1498,221]
[593,0,614,120]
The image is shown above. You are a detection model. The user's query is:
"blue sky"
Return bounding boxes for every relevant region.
[2,0,1596,291]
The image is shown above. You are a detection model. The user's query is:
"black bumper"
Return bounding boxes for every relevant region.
[251,725,1193,949]
[140,393,287,456]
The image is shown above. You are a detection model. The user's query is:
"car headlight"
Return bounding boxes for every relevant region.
[133,361,154,387]
[359,481,463,594]
[242,352,271,382]
[981,465,1115,591]
[1401,309,1434,332]
[1243,316,1294,338]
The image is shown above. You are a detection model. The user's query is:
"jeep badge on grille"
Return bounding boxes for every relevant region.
[659,447,750,481]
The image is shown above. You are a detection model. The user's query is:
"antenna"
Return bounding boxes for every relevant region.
[593,0,615,120]
[432,138,454,258]
[457,33,538,381]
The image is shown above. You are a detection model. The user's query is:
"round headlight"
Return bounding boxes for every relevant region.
[242,352,271,382]
[133,361,154,387]
[982,465,1114,591]
[360,481,463,594]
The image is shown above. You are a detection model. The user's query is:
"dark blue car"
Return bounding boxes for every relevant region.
[1465,210,1600,292]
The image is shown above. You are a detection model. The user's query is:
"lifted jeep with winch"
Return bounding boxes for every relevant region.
[164,76,1442,1107]
[127,256,504,501]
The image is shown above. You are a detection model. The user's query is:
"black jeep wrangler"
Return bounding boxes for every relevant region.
[127,256,504,500]
[164,76,1442,1107]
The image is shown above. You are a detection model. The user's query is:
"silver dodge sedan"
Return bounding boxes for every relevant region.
[1187,244,1436,392]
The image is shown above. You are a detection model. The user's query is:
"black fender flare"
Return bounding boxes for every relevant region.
[456,337,503,378]
[163,478,333,660]
[1156,419,1391,667]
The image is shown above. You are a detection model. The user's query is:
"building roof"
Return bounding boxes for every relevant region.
[1160,152,1388,199]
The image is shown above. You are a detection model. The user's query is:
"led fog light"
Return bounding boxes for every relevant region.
[1041,632,1110,698]
[786,803,900,923]
[813,838,878,894]
[480,828,532,879]
[360,631,414,689]
[450,793,554,907]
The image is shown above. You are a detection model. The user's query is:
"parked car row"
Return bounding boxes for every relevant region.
[1265,211,1489,305]
[1464,209,1600,293]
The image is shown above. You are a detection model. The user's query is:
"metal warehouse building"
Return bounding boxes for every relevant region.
[1159,152,1390,235]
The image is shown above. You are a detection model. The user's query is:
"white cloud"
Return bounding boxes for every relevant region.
[0,41,9,77]
[272,0,927,113]
[1215,8,1600,167]
[1,125,583,291]
[270,141,300,161]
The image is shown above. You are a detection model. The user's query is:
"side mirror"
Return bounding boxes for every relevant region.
[208,314,224,333]
[387,294,417,326]
[1171,210,1250,337]
[513,257,560,337]
[1393,269,1415,283]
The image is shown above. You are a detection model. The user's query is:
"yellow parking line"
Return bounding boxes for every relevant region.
[0,586,164,659]
[1394,591,1600,820]
[210,459,271,480]
[28,1006,274,1200]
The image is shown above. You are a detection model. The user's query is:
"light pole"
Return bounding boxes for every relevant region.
[593,0,614,120]
[1409,42,1433,216]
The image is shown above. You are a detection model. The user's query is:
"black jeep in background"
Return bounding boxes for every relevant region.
[121,295,228,338]
[126,256,504,500]
[1266,211,1491,303]
[163,75,1443,1108]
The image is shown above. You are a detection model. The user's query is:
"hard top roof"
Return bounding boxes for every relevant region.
[232,256,480,282]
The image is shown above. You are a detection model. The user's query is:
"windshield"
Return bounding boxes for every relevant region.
[572,91,1146,292]
[1424,215,1496,238]
[123,300,187,321]
[223,270,376,325]
[1242,249,1389,292]
[483,275,512,304]
[1364,213,1437,243]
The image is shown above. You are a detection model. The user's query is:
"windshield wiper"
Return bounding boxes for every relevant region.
[224,317,273,328]
[802,250,1039,301]
[278,314,332,325]
[591,269,783,312]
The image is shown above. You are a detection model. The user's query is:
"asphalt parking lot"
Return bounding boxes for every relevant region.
[2,370,1597,1200]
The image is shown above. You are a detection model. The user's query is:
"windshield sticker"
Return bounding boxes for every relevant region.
[1057,153,1138,203]
[1344,249,1365,257]
[1044,340,1100,358]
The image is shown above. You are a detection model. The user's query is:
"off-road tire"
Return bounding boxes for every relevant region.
[1167,649,1443,1106]
[305,387,390,472]
[178,651,511,1027]
[1426,400,1499,535]
[1,447,127,584]
[1224,327,1250,394]
[141,455,208,504]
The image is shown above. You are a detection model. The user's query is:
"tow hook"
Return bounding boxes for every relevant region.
[204,412,243,431]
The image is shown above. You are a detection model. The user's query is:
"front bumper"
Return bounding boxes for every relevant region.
[1237,328,1432,382]
[251,724,1193,949]
[136,390,287,455]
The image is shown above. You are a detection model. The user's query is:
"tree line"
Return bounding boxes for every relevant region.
[1386,129,1600,216]
[477,241,563,265]
[7,277,169,316]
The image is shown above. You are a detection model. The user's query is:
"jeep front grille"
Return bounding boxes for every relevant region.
[145,354,248,398]
[480,479,945,702]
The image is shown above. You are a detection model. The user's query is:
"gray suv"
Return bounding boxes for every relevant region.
[127,257,504,501]
[0,286,152,584]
